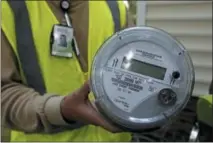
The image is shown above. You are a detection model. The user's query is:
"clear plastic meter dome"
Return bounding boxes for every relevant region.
[90,27,195,131]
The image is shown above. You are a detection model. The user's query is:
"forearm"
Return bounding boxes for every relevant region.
[1,30,85,134]
[1,81,69,133]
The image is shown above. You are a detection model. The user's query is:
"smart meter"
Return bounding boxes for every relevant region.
[90,27,195,132]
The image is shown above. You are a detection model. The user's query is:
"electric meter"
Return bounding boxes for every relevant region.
[90,27,195,132]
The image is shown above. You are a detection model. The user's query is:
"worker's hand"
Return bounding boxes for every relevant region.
[61,81,121,133]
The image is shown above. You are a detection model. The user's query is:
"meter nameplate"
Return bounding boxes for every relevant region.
[103,67,169,113]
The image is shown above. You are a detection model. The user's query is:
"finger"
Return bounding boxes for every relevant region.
[92,113,121,133]
[80,102,121,133]
[76,81,91,99]
[99,119,121,133]
[90,101,98,111]
[79,102,103,125]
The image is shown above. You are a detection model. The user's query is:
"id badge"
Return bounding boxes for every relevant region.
[50,24,74,58]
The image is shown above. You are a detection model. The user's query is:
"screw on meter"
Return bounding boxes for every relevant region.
[90,26,195,132]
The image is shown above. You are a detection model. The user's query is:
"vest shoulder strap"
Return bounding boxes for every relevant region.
[106,0,121,32]
[8,1,46,94]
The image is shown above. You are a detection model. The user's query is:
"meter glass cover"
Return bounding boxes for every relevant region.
[121,57,167,80]
[90,27,195,132]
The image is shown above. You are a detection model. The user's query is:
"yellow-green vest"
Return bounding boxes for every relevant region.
[1,0,131,141]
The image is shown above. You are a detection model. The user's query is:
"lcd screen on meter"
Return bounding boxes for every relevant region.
[121,57,167,80]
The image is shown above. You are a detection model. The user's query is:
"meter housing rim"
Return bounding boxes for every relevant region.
[90,26,195,131]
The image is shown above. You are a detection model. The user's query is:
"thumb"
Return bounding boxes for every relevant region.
[76,81,91,99]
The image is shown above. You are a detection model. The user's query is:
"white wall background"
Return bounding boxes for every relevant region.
[137,1,212,96]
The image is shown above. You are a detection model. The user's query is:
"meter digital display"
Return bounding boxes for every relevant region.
[121,57,167,80]
[90,27,195,132]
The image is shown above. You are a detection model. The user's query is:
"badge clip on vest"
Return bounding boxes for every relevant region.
[50,0,80,58]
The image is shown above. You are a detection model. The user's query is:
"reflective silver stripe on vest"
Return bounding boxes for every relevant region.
[106,0,121,32]
[8,1,46,94]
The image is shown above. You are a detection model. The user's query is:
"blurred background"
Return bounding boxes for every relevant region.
[127,1,212,142]
[128,0,212,97]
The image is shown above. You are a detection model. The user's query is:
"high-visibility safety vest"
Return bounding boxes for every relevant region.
[1,0,132,142]
[197,95,213,127]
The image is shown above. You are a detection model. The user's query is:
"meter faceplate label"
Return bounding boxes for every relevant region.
[103,67,163,113]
